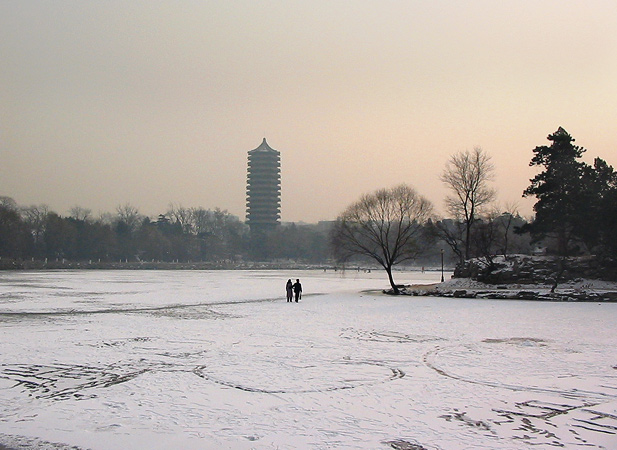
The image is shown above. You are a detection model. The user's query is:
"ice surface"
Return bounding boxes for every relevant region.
[0,269,616,450]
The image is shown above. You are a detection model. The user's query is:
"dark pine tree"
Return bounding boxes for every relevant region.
[523,127,588,256]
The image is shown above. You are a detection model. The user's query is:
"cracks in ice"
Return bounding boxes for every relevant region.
[0,332,220,401]
[0,432,88,450]
[90,336,152,348]
[440,400,617,447]
[423,345,617,401]
[1,356,407,401]
[147,305,238,320]
[340,327,444,344]
[574,407,617,435]
[384,439,428,450]
[427,344,617,447]
[482,337,549,347]
[192,359,405,394]
[440,410,494,433]
[0,363,153,400]
[0,296,282,318]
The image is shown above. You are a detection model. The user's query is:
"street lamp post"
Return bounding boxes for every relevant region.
[440,249,444,282]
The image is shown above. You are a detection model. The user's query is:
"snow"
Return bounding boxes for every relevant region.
[436,275,617,293]
[431,275,617,301]
[0,269,616,450]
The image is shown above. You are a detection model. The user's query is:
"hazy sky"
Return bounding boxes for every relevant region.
[2,1,616,223]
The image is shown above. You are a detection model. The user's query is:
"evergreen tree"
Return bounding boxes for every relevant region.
[582,158,617,256]
[523,127,588,256]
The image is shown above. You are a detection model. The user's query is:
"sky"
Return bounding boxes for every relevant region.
[1,1,616,223]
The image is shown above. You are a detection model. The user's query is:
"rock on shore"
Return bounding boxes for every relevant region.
[396,277,617,302]
[385,255,617,301]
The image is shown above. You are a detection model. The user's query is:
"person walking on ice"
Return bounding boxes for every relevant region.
[285,279,293,302]
[292,279,302,302]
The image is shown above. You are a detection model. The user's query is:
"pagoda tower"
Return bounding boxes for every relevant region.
[246,138,281,234]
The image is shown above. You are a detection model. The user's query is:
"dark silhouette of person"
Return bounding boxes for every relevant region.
[286,279,293,302]
[292,279,302,302]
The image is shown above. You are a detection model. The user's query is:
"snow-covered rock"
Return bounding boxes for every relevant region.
[454,254,617,284]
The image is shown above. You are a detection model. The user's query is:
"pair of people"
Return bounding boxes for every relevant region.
[286,279,302,302]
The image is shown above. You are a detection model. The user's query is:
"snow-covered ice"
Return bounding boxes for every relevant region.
[0,269,616,450]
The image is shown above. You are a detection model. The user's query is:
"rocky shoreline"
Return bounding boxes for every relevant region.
[384,255,617,302]
[391,280,617,302]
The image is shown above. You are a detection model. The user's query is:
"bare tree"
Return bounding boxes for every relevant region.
[440,147,496,261]
[97,212,115,226]
[434,219,465,263]
[116,203,143,233]
[189,207,211,236]
[0,196,18,211]
[69,206,92,222]
[167,203,193,234]
[330,184,434,294]
[470,211,500,268]
[21,204,50,245]
[495,202,520,258]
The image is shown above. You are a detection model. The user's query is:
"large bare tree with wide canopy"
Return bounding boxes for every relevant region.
[330,184,434,294]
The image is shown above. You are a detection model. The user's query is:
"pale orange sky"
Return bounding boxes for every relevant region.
[1,1,616,223]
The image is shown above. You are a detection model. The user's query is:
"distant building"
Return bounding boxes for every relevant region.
[246,138,281,234]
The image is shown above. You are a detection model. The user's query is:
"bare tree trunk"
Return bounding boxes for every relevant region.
[465,222,471,260]
[551,257,567,293]
[502,217,511,259]
[385,266,400,294]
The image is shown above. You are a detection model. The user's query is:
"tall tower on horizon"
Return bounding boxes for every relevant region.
[246,138,281,234]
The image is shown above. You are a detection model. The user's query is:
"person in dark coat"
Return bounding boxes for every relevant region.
[286,279,293,302]
[292,279,302,302]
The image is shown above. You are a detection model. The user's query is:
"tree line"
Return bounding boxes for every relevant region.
[331,127,617,291]
[0,201,330,265]
[0,191,530,269]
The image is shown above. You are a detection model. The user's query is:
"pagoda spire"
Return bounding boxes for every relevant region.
[246,139,281,234]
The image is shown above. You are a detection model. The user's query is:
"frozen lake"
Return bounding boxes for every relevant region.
[0,269,616,450]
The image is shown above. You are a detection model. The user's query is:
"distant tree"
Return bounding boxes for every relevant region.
[0,196,18,211]
[0,199,32,258]
[265,223,330,263]
[115,204,143,233]
[97,212,115,226]
[440,147,496,262]
[21,204,50,255]
[64,215,115,261]
[192,208,246,261]
[114,221,135,261]
[167,203,193,234]
[136,218,173,261]
[495,202,520,257]
[433,219,465,263]
[470,215,498,267]
[330,185,434,294]
[69,206,92,222]
[473,203,529,261]
[85,221,117,261]
[577,157,617,257]
[43,213,77,259]
[522,127,587,256]
[155,214,183,237]
[597,186,617,258]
